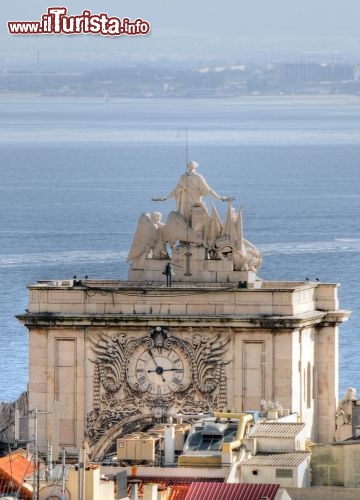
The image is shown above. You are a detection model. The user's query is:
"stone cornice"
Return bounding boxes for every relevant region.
[16,308,351,330]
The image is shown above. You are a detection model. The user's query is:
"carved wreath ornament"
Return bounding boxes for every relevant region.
[86,327,230,444]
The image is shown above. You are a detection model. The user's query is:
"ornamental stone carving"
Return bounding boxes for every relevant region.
[86,327,230,447]
[128,161,262,283]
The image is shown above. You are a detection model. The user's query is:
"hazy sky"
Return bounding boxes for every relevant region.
[3,1,360,63]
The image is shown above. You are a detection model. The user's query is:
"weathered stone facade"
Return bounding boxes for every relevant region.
[18,278,349,460]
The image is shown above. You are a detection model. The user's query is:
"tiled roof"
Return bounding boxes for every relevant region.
[184,482,280,500]
[127,475,223,497]
[249,422,305,438]
[127,475,223,486]
[241,451,310,467]
[0,451,34,499]
[168,484,191,500]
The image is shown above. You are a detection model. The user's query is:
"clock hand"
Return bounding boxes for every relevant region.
[148,349,158,365]
[148,350,166,382]
[147,367,181,373]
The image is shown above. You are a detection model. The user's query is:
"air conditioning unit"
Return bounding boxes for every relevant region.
[52,280,74,287]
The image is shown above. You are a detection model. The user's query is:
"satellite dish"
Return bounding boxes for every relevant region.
[39,484,71,500]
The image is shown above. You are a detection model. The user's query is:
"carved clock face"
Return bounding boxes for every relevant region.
[126,343,192,396]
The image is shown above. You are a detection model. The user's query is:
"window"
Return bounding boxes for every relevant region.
[276,468,293,478]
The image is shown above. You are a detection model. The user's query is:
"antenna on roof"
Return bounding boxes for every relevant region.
[184,127,192,276]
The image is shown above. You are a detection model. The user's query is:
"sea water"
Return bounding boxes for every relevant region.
[0,94,359,401]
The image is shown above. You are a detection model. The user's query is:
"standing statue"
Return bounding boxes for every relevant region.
[336,387,357,425]
[335,386,357,441]
[152,161,230,224]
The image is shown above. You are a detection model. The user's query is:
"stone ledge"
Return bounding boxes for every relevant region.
[16,310,349,329]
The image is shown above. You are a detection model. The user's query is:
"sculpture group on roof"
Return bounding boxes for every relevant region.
[127,161,262,276]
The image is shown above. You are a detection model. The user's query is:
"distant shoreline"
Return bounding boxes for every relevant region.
[1,91,360,102]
